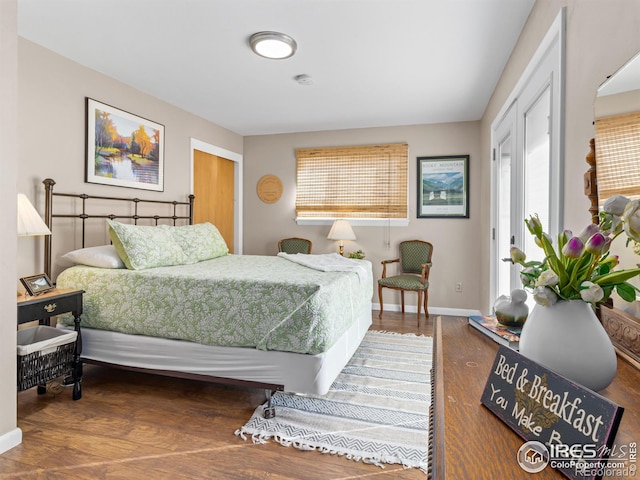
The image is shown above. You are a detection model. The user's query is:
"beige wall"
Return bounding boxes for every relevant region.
[243,122,483,312]
[17,39,243,279]
[0,0,20,454]
[244,0,640,315]
[479,0,640,313]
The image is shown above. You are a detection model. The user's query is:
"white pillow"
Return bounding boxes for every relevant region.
[61,245,126,269]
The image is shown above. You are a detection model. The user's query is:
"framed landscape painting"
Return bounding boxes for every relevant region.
[417,155,469,218]
[86,98,164,191]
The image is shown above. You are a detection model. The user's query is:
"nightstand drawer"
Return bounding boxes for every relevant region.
[16,288,84,400]
[17,289,83,325]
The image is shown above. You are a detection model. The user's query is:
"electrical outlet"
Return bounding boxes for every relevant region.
[455,282,463,292]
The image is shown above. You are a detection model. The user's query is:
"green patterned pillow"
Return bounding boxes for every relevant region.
[107,220,188,270]
[162,222,229,262]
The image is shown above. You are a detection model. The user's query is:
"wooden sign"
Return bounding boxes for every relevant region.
[257,175,283,204]
[481,346,625,480]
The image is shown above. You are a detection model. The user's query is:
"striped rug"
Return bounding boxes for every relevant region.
[235,330,432,473]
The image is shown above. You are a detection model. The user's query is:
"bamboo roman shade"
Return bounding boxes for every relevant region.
[595,112,640,205]
[295,143,408,219]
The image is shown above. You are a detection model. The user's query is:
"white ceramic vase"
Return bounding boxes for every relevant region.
[519,300,617,391]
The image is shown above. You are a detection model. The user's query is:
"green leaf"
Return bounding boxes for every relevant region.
[616,282,638,302]
[596,263,612,276]
[567,254,591,286]
[540,236,568,285]
[594,268,640,286]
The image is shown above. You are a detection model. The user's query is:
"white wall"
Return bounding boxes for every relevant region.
[0,0,21,454]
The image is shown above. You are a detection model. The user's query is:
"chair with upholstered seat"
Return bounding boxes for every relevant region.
[378,240,433,320]
[278,237,312,254]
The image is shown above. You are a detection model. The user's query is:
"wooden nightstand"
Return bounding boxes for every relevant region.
[17,288,84,400]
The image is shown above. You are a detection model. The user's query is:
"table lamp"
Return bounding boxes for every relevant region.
[17,194,52,237]
[17,194,52,296]
[327,219,356,256]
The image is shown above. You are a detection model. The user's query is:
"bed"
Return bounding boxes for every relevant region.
[43,179,373,416]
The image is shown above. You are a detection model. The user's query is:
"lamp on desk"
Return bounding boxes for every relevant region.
[17,194,52,296]
[327,219,356,256]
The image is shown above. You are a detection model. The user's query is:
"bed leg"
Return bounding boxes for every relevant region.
[263,389,276,419]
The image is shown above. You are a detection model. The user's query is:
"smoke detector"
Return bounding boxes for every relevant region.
[294,74,314,86]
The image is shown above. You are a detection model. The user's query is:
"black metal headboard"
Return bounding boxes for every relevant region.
[43,178,194,279]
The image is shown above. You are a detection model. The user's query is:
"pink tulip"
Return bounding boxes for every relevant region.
[585,233,608,255]
[578,223,600,242]
[561,237,584,258]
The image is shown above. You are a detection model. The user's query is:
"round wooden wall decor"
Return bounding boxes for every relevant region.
[257,174,283,204]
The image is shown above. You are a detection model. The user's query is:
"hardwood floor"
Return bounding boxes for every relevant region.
[2,312,438,480]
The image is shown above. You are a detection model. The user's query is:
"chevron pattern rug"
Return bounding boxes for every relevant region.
[235,330,432,473]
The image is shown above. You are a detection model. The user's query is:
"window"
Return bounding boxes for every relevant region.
[595,112,640,204]
[295,143,408,221]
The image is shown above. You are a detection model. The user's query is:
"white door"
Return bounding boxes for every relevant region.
[493,103,518,298]
[491,10,564,307]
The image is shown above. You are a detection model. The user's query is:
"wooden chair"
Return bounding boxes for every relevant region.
[378,240,433,320]
[278,237,312,254]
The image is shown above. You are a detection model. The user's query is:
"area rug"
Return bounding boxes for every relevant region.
[235,330,432,473]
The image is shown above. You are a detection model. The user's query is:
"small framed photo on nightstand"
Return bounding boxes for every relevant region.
[20,273,54,296]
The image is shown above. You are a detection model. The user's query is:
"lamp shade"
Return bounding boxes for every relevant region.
[327,220,356,241]
[17,194,51,236]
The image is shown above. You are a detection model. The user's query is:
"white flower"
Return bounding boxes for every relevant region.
[580,281,604,303]
[603,195,630,216]
[520,267,537,288]
[535,269,559,287]
[623,199,640,243]
[533,286,558,307]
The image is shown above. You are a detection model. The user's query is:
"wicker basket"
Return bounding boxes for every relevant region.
[17,326,77,391]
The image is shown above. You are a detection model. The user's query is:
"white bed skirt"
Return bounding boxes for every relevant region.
[60,305,372,396]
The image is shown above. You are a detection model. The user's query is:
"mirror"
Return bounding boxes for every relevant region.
[595,50,640,119]
[594,52,640,186]
[594,53,640,316]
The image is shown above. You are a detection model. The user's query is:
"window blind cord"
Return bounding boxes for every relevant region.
[384,154,391,249]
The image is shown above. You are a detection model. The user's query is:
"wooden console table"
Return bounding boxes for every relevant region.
[431,316,640,479]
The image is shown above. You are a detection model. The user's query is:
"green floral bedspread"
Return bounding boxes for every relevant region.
[56,255,373,354]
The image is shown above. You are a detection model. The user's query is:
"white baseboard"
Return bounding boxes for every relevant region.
[371,303,480,318]
[0,428,22,455]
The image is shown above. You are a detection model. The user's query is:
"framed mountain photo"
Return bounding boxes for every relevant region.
[417,155,469,218]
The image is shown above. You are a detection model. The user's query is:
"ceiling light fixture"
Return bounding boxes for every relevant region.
[250,31,297,59]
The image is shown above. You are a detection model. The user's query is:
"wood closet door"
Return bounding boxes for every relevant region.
[193,150,234,253]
